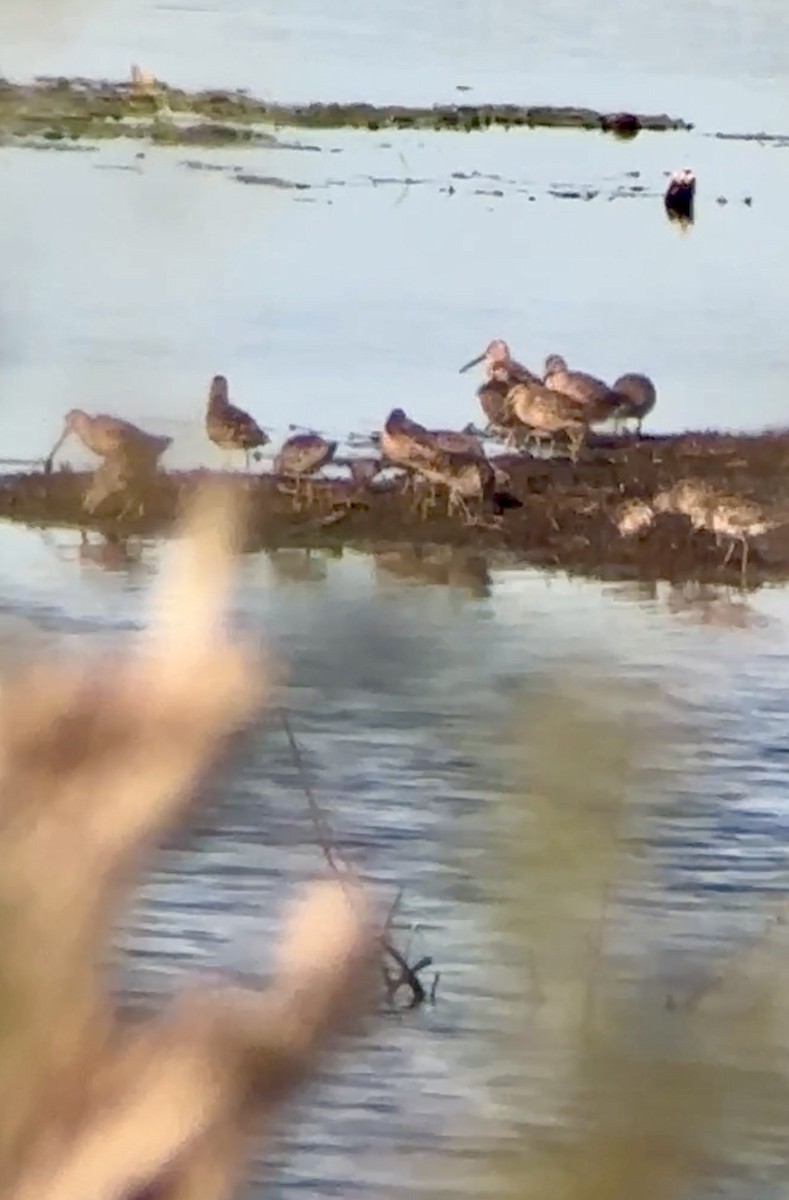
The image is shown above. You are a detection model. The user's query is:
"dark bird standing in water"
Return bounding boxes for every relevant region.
[205,374,269,469]
[664,168,696,220]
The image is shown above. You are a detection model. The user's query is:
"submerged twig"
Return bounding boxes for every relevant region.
[279,707,438,1008]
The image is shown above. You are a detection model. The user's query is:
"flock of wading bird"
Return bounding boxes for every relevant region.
[42,344,657,523]
[40,346,778,580]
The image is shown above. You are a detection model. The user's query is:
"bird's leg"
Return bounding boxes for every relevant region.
[569,429,586,463]
[722,538,736,567]
[741,537,749,586]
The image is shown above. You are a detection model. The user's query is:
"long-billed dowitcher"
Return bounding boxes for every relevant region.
[614,498,656,537]
[380,408,437,471]
[475,365,524,440]
[411,447,499,523]
[611,373,657,435]
[336,456,383,490]
[706,495,777,583]
[205,374,269,469]
[543,354,619,422]
[459,339,540,385]
[45,409,172,474]
[274,432,337,508]
[506,380,589,460]
[653,478,716,522]
[654,480,777,584]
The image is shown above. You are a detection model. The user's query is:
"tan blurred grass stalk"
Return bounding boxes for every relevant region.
[0,484,375,1200]
[463,682,789,1200]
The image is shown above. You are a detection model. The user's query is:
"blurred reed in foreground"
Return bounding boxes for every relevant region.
[0,485,376,1200]
[451,681,789,1200]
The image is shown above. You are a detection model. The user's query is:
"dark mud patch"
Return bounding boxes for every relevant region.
[233,172,311,189]
[5,431,789,590]
[0,76,691,146]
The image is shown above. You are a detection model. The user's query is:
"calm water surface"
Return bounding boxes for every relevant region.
[1,3,789,1195]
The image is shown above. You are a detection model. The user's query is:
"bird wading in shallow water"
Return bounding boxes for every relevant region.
[205,374,269,469]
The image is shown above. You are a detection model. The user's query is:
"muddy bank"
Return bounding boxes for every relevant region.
[0,76,691,146]
[4,430,789,588]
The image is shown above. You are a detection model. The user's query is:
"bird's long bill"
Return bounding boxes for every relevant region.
[44,427,69,472]
[459,351,486,374]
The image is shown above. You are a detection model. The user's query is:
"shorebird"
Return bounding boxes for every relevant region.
[506,380,589,460]
[474,364,526,441]
[380,408,438,471]
[652,480,778,584]
[274,432,337,508]
[45,409,172,474]
[695,494,776,584]
[543,355,620,422]
[412,447,499,523]
[652,478,716,523]
[664,168,696,219]
[429,428,485,457]
[459,339,540,385]
[379,407,444,503]
[130,63,157,96]
[379,408,508,522]
[614,498,656,537]
[336,456,383,490]
[611,373,657,435]
[205,374,269,469]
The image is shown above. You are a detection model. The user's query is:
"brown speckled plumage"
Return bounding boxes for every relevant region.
[205,374,269,468]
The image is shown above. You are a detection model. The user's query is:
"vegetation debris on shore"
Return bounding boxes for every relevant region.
[0,75,692,147]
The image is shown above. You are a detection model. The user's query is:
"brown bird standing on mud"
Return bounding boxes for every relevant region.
[379,407,439,472]
[380,408,519,523]
[408,446,500,524]
[543,354,620,423]
[610,372,657,435]
[459,338,540,385]
[339,456,383,489]
[205,374,269,468]
[44,409,172,473]
[505,380,589,460]
[476,369,513,436]
[274,432,337,508]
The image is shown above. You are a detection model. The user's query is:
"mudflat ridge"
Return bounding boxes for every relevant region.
[3,429,789,588]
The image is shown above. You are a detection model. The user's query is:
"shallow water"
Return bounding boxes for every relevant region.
[3,3,789,1196]
[7,522,789,1195]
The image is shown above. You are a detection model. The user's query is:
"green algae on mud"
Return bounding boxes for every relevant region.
[0,76,691,147]
[3,430,789,590]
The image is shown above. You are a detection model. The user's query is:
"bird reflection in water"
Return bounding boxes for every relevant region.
[606,578,768,630]
[265,548,334,586]
[373,546,491,599]
[77,529,146,574]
